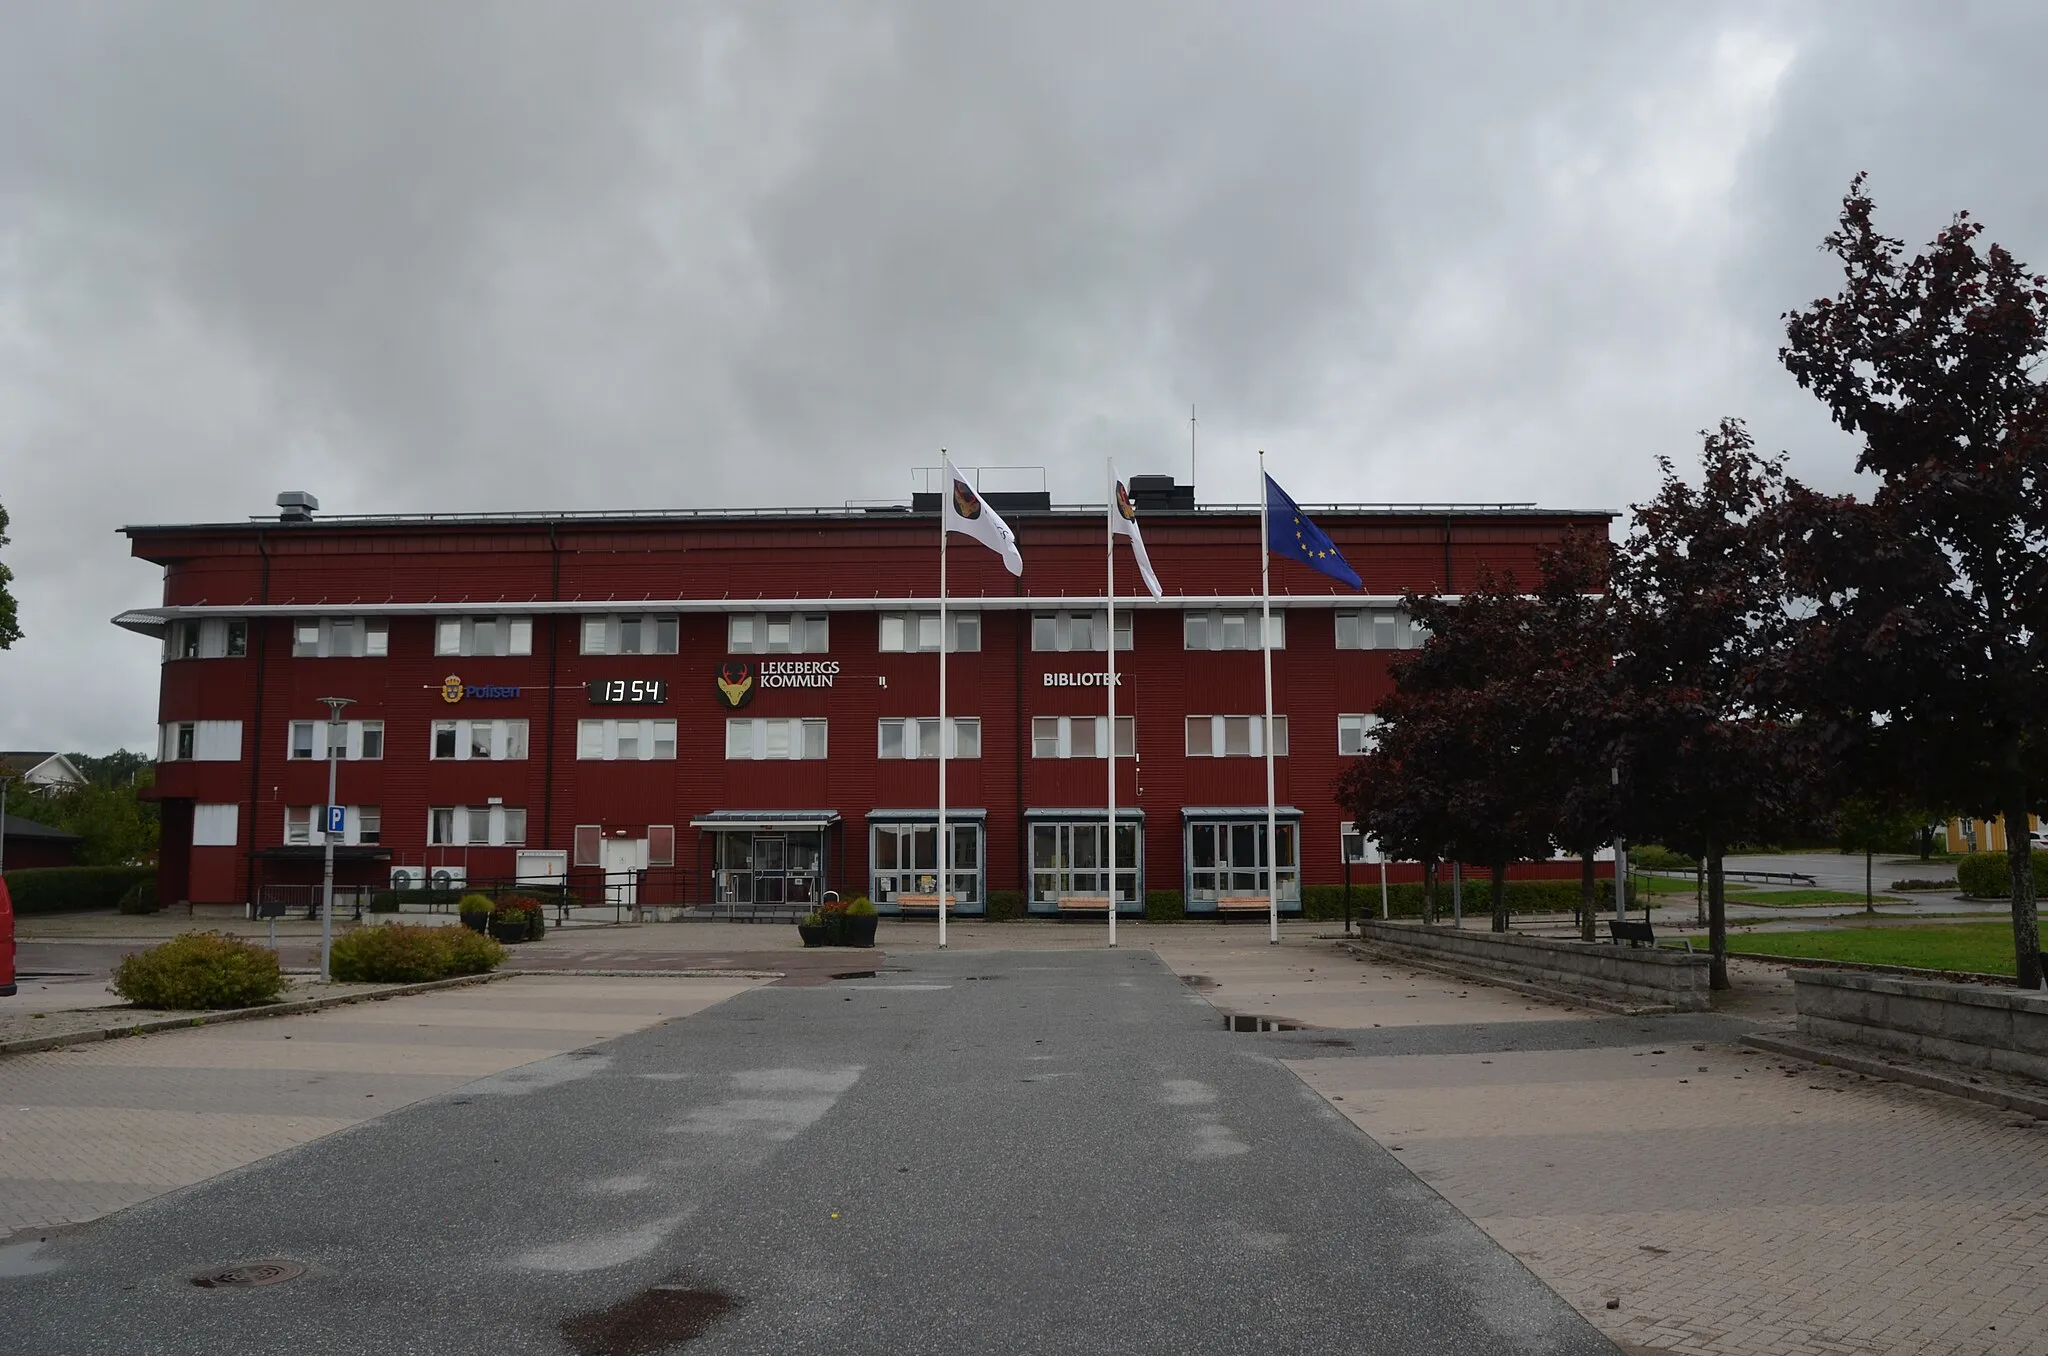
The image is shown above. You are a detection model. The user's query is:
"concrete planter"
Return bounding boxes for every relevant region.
[1352,920,1713,1012]
[1791,970,2048,1082]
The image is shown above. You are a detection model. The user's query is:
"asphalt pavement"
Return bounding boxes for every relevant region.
[0,947,1616,1355]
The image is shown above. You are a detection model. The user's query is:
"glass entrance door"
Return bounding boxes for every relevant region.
[752,836,787,904]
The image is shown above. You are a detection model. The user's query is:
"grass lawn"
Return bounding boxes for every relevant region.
[1724,888,1898,907]
[1672,921,2021,976]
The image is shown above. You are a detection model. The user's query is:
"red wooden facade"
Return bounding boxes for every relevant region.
[122,492,1612,911]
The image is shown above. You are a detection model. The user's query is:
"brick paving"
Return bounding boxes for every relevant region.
[0,975,759,1243]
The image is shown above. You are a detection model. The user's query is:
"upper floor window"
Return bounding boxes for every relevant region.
[1337,713,1382,755]
[436,616,533,657]
[1032,715,1135,759]
[166,619,248,661]
[878,611,979,653]
[582,614,679,656]
[725,717,827,761]
[1183,610,1284,652]
[729,612,828,654]
[577,718,678,761]
[286,719,384,761]
[1185,715,1288,758]
[431,719,529,761]
[1032,610,1131,653]
[292,617,388,658]
[878,717,980,760]
[159,720,242,763]
[1335,609,1421,651]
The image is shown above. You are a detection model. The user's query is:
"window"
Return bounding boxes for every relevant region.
[580,614,681,656]
[577,719,679,761]
[430,719,529,761]
[1335,609,1420,651]
[284,806,312,845]
[1182,609,1285,651]
[285,804,380,846]
[1185,715,1289,758]
[724,718,828,761]
[574,824,602,866]
[877,717,980,759]
[428,805,526,847]
[649,825,676,867]
[728,612,828,654]
[1031,715,1134,759]
[435,615,533,657]
[1337,713,1382,755]
[192,803,238,847]
[1340,821,1374,864]
[358,806,381,846]
[290,617,388,658]
[226,621,248,657]
[286,720,383,761]
[160,720,241,762]
[178,623,200,659]
[166,619,251,661]
[878,611,980,653]
[870,820,983,907]
[1031,820,1142,907]
[502,808,526,846]
[1187,818,1299,904]
[1031,610,1132,653]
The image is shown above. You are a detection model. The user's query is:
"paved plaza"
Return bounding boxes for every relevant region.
[3,919,2046,1353]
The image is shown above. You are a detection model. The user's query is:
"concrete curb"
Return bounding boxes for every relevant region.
[1739,1031,2048,1121]
[1335,941,1677,1017]
[508,968,786,980]
[0,971,514,1058]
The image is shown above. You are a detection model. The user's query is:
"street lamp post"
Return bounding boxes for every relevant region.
[318,697,354,982]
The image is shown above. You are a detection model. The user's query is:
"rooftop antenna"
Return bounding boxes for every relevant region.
[1189,405,1197,503]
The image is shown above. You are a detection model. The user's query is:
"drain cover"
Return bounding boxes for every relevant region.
[191,1259,306,1289]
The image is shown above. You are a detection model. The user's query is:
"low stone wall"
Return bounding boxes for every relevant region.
[1352,920,1713,1012]
[1792,970,2048,1082]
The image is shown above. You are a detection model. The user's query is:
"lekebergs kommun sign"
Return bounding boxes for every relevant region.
[715,659,841,708]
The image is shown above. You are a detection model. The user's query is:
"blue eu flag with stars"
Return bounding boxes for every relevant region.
[1266,474,1362,590]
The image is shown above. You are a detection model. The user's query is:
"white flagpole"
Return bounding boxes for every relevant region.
[938,479,949,951]
[1106,462,1118,948]
[1259,451,1279,945]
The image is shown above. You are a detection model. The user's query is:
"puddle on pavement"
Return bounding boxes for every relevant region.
[0,1240,63,1279]
[562,1285,739,1354]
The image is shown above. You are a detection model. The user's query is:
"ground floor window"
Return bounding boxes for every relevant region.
[1029,819,1141,909]
[1185,816,1299,906]
[868,817,983,911]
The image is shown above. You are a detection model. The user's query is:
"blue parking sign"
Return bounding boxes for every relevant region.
[325,805,346,834]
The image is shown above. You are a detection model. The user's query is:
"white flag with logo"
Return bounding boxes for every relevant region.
[1109,461,1164,598]
[942,456,1024,576]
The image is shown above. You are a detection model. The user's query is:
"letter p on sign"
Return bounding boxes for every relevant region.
[325,805,346,835]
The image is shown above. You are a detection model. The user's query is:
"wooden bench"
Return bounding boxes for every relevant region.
[892,894,958,914]
[1216,896,1270,916]
[1055,894,1113,913]
[1609,919,1656,947]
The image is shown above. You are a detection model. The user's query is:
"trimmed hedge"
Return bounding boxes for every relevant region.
[1145,890,1185,922]
[117,878,161,915]
[112,931,286,1009]
[3,865,156,915]
[985,890,1025,922]
[330,923,507,982]
[1955,851,2048,899]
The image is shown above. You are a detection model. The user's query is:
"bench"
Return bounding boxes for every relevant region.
[1055,894,1113,913]
[1216,896,1270,916]
[892,894,959,914]
[1609,919,1656,947]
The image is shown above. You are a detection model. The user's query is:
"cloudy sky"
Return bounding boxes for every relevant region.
[2,1,2045,756]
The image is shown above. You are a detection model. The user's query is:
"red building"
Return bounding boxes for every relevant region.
[118,480,1610,915]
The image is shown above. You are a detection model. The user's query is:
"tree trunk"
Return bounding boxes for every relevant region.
[1707,841,1729,991]
[1865,849,1874,916]
[1999,753,2042,989]
[1579,847,1597,943]
[1422,856,1438,925]
[1490,862,1509,933]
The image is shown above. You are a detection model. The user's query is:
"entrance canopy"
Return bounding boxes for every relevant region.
[689,810,841,832]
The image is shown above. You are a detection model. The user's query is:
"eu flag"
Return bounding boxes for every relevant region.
[1265,474,1362,589]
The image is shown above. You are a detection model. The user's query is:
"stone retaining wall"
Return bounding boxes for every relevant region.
[1791,970,2048,1082]
[1353,920,1713,1012]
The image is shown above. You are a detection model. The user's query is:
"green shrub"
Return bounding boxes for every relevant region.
[3,865,156,915]
[844,895,878,917]
[112,931,286,1009]
[1631,844,1697,871]
[367,893,403,914]
[458,892,495,915]
[117,878,161,915]
[330,923,505,983]
[1145,890,1185,922]
[1955,851,2048,898]
[985,890,1025,921]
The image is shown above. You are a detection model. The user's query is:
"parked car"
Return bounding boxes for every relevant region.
[0,877,16,997]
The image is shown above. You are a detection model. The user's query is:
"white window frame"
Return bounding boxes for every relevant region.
[289,617,388,658]
[1181,609,1285,652]
[285,719,382,761]
[285,804,382,847]
[161,720,241,762]
[428,718,530,761]
[724,717,829,761]
[1184,715,1289,758]
[728,612,829,655]
[1337,713,1382,755]
[434,615,534,657]
[579,614,681,656]
[1030,819,1142,907]
[878,611,981,653]
[1030,715,1134,759]
[877,717,981,759]
[1030,610,1132,653]
[1335,609,1420,651]
[192,803,239,847]
[167,618,250,661]
[575,718,679,761]
[426,805,526,847]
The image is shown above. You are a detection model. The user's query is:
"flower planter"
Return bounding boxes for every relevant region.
[488,920,530,944]
[459,913,490,935]
[797,922,829,948]
[838,915,878,948]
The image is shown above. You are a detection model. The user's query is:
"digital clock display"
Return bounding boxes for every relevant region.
[586,678,668,705]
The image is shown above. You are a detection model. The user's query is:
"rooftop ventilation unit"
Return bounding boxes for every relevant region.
[277,491,319,524]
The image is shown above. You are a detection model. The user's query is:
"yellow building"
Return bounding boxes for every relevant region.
[1945,813,2044,854]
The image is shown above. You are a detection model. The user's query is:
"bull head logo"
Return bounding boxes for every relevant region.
[716,661,756,709]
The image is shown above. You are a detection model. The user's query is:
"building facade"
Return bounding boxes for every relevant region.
[119,482,1611,915]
